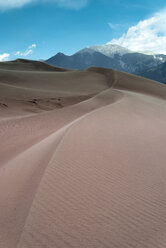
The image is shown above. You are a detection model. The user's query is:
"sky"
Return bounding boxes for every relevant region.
[0,0,166,61]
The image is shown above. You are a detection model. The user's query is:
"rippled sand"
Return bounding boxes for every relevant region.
[0,60,166,248]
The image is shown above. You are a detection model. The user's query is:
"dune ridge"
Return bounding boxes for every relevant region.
[0,60,166,248]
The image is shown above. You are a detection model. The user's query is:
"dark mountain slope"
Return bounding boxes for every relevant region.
[139,62,166,84]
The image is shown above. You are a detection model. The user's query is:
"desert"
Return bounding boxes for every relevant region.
[0,59,166,247]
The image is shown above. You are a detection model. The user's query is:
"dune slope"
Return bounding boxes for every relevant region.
[0,61,166,248]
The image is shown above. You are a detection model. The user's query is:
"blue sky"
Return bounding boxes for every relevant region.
[0,0,166,61]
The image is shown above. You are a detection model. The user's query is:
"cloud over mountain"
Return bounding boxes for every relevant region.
[108,9,166,55]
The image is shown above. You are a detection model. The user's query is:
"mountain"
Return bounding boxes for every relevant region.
[89,44,132,57]
[139,62,166,84]
[46,51,128,71]
[46,44,166,76]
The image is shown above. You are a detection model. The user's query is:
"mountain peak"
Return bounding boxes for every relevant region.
[75,44,132,58]
[75,48,96,55]
[90,44,132,57]
[56,52,66,56]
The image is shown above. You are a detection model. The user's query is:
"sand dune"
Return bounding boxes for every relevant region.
[0,60,166,248]
[0,59,67,72]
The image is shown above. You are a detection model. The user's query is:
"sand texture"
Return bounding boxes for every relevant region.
[0,60,166,248]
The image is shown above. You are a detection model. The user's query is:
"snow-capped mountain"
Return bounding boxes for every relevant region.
[46,44,166,77]
[76,44,132,58]
[89,44,132,57]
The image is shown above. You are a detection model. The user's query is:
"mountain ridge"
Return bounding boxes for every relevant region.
[46,44,166,81]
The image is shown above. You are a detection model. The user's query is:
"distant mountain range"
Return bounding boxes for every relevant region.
[46,44,166,84]
[139,62,166,84]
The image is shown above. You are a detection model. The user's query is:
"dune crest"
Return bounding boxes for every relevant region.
[0,60,166,248]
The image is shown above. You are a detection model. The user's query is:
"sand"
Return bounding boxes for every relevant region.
[0,59,166,248]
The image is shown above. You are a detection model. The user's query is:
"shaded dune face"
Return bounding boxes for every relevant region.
[0,60,166,248]
[0,61,108,117]
[0,59,68,72]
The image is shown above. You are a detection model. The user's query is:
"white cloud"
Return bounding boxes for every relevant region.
[15,50,33,56]
[0,0,33,9]
[0,53,10,61]
[108,9,166,55]
[0,0,88,10]
[15,44,37,57]
[29,44,36,49]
